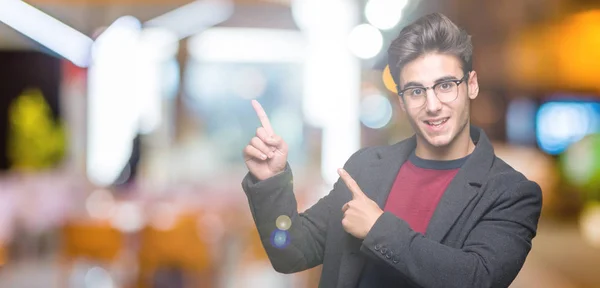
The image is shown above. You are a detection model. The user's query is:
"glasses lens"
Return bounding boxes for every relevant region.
[434,82,458,103]
[404,88,426,107]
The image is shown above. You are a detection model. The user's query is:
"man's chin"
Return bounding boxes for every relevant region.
[422,133,452,148]
[427,140,451,148]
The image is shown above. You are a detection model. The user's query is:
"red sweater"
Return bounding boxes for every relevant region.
[383,153,465,234]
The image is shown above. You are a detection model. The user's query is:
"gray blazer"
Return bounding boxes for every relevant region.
[241,127,543,288]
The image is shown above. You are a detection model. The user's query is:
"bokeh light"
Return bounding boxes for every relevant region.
[85,189,116,220]
[84,266,115,288]
[365,0,407,30]
[270,229,290,249]
[561,134,600,197]
[536,101,600,155]
[275,215,292,231]
[110,202,144,233]
[348,24,383,59]
[360,94,393,129]
[149,202,178,231]
[580,202,600,248]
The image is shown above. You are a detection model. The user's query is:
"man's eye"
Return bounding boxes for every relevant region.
[410,88,423,96]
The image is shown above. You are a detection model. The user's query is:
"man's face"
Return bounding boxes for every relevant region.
[398,53,479,149]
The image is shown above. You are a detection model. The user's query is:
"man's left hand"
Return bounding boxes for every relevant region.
[338,168,384,239]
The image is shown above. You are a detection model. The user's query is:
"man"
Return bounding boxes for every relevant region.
[241,13,542,288]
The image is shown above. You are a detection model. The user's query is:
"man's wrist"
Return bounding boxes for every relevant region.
[245,163,292,190]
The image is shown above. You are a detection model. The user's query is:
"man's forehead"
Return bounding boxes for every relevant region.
[399,54,463,85]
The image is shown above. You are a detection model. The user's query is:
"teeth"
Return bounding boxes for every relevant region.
[426,118,447,126]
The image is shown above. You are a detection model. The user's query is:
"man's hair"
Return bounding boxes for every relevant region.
[388,13,473,87]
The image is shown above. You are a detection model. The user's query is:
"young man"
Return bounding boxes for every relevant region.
[241,13,542,288]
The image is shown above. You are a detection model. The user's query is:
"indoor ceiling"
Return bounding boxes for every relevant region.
[0,0,296,50]
[0,4,179,49]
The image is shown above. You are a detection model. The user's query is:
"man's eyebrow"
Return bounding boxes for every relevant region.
[402,81,422,89]
[434,75,460,83]
[401,75,460,89]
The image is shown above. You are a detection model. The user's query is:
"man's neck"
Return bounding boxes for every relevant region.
[415,126,475,161]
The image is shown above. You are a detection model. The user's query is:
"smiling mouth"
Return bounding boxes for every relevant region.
[424,118,449,127]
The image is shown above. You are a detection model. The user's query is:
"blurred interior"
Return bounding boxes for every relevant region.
[0,0,600,287]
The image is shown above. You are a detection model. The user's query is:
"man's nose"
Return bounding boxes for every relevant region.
[425,89,442,113]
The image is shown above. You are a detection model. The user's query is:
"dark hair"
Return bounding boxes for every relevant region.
[388,13,472,87]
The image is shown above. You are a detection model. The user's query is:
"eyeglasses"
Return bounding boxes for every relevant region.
[397,74,469,108]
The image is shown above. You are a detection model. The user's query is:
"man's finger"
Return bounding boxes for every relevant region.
[264,135,284,150]
[243,145,267,161]
[251,100,275,136]
[256,127,279,151]
[250,137,275,158]
[338,168,366,200]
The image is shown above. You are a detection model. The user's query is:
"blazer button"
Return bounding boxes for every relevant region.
[392,256,400,264]
[380,248,388,254]
[374,244,381,251]
[385,252,392,259]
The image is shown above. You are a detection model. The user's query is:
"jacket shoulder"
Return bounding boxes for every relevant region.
[488,157,528,182]
[486,156,542,199]
[348,137,414,164]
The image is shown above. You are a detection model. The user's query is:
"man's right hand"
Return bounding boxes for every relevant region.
[243,100,289,181]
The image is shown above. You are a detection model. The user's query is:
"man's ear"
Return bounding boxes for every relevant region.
[467,70,479,100]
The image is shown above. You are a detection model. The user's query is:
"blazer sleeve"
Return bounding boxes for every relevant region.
[359,179,543,288]
[242,147,369,274]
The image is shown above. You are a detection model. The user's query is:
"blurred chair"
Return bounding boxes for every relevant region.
[60,220,126,287]
[137,211,216,288]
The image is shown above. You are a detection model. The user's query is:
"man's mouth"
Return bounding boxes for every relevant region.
[424,118,449,127]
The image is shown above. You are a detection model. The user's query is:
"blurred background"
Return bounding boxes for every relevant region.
[0,0,599,287]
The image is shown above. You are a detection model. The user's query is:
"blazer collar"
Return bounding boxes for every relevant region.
[377,126,493,181]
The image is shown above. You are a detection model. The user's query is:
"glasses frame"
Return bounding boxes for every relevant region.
[396,73,470,107]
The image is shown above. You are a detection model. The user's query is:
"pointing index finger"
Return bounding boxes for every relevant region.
[338,168,365,200]
[251,100,274,136]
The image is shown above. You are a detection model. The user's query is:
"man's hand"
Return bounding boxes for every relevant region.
[243,100,289,181]
[339,168,384,239]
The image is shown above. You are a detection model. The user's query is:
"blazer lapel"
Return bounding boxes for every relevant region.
[423,167,478,242]
[425,127,495,243]
[369,137,417,209]
[336,136,416,288]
